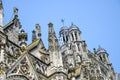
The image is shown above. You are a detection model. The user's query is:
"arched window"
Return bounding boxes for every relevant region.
[99,55,102,61]
[71,33,74,41]
[75,31,78,41]
[66,36,68,42]
[103,54,106,62]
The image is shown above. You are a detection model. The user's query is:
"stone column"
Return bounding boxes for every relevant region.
[72,32,76,41]
[105,54,110,64]
[77,31,82,41]
[69,34,73,42]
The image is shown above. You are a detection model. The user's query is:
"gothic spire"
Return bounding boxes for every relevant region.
[48,22,59,51]
[48,22,55,34]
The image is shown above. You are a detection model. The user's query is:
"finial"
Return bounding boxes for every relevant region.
[48,22,55,34]
[20,29,25,33]
[48,22,53,27]
[19,29,28,51]
[35,24,41,37]
[14,7,18,17]
[32,30,36,42]
[61,19,64,26]
[19,29,27,41]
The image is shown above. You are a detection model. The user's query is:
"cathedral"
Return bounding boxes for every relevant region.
[0,1,116,80]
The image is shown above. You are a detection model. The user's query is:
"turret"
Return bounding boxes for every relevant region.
[59,26,69,45]
[69,23,82,42]
[59,23,82,45]
[19,29,28,52]
[97,46,110,64]
[97,46,116,79]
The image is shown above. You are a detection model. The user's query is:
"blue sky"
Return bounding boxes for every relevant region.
[2,0,120,73]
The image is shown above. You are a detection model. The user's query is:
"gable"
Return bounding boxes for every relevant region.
[7,54,39,80]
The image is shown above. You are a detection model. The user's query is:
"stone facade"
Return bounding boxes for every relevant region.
[0,1,116,80]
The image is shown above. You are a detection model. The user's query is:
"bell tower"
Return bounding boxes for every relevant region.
[0,0,3,27]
